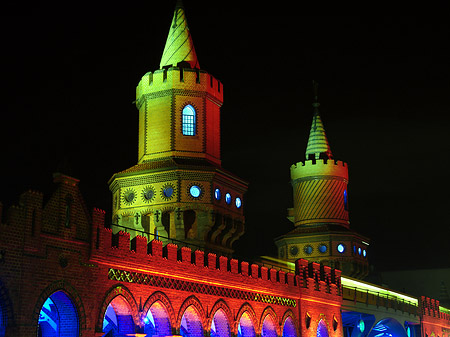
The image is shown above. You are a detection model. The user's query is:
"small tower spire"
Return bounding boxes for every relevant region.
[305,81,333,160]
[160,1,200,69]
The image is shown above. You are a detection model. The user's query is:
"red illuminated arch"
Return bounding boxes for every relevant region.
[176,295,206,331]
[235,303,258,335]
[281,310,298,337]
[96,284,139,332]
[141,291,175,327]
[209,300,233,336]
[260,306,279,337]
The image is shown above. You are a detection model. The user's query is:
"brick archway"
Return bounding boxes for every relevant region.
[235,302,258,335]
[32,280,86,336]
[281,309,299,337]
[260,306,279,337]
[96,284,139,332]
[209,299,233,336]
[141,291,175,336]
[177,295,206,333]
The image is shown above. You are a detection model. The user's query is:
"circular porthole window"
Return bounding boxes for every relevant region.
[214,188,221,200]
[337,243,345,253]
[142,187,155,202]
[235,197,242,208]
[225,193,232,205]
[162,184,175,199]
[304,245,313,255]
[189,185,201,198]
[290,245,299,257]
[123,189,136,205]
[319,244,327,253]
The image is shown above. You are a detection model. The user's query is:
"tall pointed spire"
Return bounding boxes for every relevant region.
[305,81,333,160]
[160,1,200,69]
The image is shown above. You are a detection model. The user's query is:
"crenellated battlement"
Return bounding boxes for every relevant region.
[136,67,223,106]
[93,227,342,299]
[291,158,348,181]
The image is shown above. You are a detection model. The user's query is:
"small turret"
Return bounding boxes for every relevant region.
[275,82,369,279]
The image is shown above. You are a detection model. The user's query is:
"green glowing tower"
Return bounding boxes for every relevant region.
[108,2,247,255]
[275,82,370,278]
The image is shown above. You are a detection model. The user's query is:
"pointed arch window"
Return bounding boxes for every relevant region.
[182,105,196,136]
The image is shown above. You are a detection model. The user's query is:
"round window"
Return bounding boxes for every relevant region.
[143,188,154,201]
[214,188,221,200]
[163,186,174,198]
[125,192,135,203]
[304,245,313,255]
[319,244,327,253]
[290,246,299,256]
[225,193,232,205]
[235,197,242,208]
[189,185,201,198]
[337,243,345,253]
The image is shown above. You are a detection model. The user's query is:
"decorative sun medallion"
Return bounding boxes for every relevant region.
[123,189,136,205]
[161,184,175,200]
[304,245,313,255]
[187,183,203,200]
[290,245,299,257]
[142,186,155,203]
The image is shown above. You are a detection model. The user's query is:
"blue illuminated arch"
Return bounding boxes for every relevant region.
[144,301,172,337]
[261,314,277,337]
[368,318,408,337]
[38,291,79,337]
[182,105,196,136]
[103,295,135,336]
[317,320,329,337]
[282,316,297,337]
[180,305,204,337]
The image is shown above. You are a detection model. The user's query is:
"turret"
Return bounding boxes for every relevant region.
[275,82,369,279]
[108,3,247,256]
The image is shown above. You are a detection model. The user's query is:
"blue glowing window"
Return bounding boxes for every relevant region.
[319,244,327,253]
[363,249,367,257]
[163,186,174,198]
[358,247,362,255]
[225,193,232,205]
[343,190,348,211]
[235,197,242,208]
[359,319,365,333]
[182,105,196,136]
[337,244,345,253]
[214,188,221,200]
[190,185,201,198]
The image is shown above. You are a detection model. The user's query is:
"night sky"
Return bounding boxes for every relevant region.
[1,9,450,272]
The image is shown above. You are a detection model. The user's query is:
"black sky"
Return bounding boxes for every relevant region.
[1,9,450,272]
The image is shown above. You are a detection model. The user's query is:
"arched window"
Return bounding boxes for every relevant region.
[182,105,196,136]
[317,320,329,337]
[238,312,255,337]
[262,315,277,337]
[38,291,79,337]
[343,190,348,211]
[144,301,172,337]
[282,316,297,337]
[211,309,231,337]
[180,305,203,337]
[103,296,135,337]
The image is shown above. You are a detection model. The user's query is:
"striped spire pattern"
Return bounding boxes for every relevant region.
[293,178,349,225]
[305,82,332,160]
[160,2,200,69]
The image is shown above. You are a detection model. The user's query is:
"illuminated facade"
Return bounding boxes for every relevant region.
[275,82,369,278]
[108,2,247,255]
[0,3,450,337]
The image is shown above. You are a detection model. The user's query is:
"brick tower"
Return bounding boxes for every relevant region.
[275,82,369,278]
[108,2,247,255]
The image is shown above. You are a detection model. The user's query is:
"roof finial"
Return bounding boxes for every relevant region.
[312,80,320,111]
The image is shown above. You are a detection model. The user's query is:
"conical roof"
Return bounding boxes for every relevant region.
[305,82,333,160]
[160,1,200,69]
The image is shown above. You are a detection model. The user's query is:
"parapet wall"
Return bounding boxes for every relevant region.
[136,67,223,107]
[92,228,342,299]
[291,159,348,182]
